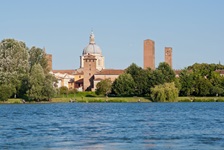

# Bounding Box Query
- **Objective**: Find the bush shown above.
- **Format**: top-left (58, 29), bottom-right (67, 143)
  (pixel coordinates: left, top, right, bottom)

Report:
top-left (0, 84), bottom-right (14, 101)
top-left (151, 82), bottom-right (179, 102)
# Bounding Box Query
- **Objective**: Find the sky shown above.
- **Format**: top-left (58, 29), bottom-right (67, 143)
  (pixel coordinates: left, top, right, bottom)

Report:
top-left (0, 0), bottom-right (224, 70)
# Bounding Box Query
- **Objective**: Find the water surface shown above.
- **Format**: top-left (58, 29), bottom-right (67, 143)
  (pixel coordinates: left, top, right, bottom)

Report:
top-left (0, 103), bottom-right (224, 149)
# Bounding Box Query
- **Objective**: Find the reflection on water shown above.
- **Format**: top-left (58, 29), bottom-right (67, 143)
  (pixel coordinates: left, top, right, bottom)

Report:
top-left (0, 103), bottom-right (224, 149)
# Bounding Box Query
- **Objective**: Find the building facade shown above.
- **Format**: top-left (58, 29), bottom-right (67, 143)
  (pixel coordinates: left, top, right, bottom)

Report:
top-left (50, 32), bottom-right (124, 91)
top-left (165, 47), bottom-right (172, 68)
top-left (144, 39), bottom-right (155, 70)
top-left (80, 32), bottom-right (105, 71)
top-left (83, 54), bottom-right (97, 91)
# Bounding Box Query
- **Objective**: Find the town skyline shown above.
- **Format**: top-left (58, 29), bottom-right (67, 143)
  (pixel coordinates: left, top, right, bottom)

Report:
top-left (0, 0), bottom-right (223, 70)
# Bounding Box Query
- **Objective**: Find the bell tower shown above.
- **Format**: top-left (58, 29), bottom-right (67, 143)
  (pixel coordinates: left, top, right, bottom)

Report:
top-left (165, 47), bottom-right (172, 68)
top-left (83, 54), bottom-right (97, 91)
top-left (144, 39), bottom-right (155, 70)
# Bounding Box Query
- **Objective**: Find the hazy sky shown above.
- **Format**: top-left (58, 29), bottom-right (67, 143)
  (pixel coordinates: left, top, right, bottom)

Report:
top-left (0, 0), bottom-right (223, 70)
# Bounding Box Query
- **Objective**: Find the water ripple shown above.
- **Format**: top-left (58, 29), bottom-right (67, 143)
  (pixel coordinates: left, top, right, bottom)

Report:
top-left (0, 103), bottom-right (224, 149)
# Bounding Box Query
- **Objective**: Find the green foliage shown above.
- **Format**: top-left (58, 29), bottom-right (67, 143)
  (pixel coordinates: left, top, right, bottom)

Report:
top-left (125, 63), bottom-right (152, 96)
top-left (180, 63), bottom-right (224, 96)
top-left (68, 88), bottom-right (78, 94)
top-left (194, 77), bottom-right (212, 96)
top-left (111, 73), bottom-right (136, 96)
top-left (59, 86), bottom-right (68, 95)
top-left (151, 82), bottom-right (179, 102)
top-left (0, 39), bottom-right (29, 97)
top-left (28, 64), bottom-right (45, 101)
top-left (155, 62), bottom-right (176, 84)
top-left (179, 69), bottom-right (195, 96)
top-left (95, 78), bottom-right (112, 96)
top-left (41, 74), bottom-right (57, 100)
top-left (0, 84), bottom-right (14, 101)
top-left (29, 47), bottom-right (49, 73)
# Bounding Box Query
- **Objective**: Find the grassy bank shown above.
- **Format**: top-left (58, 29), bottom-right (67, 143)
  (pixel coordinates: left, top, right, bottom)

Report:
top-left (2, 96), bottom-right (224, 104)
top-left (177, 97), bottom-right (224, 102)
top-left (52, 97), bottom-right (151, 103)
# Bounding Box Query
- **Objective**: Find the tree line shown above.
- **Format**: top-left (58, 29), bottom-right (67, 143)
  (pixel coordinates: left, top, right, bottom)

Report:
top-left (1, 38), bottom-right (224, 102)
top-left (0, 39), bottom-right (56, 101)
top-left (96, 63), bottom-right (224, 102)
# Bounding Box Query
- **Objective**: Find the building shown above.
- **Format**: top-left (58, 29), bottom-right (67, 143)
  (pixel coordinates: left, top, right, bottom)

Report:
top-left (50, 32), bottom-right (124, 91)
top-left (83, 54), bottom-right (98, 91)
top-left (93, 69), bottom-right (124, 90)
top-left (51, 70), bottom-right (75, 89)
top-left (144, 39), bottom-right (155, 70)
top-left (165, 47), bottom-right (172, 68)
top-left (80, 32), bottom-right (105, 71)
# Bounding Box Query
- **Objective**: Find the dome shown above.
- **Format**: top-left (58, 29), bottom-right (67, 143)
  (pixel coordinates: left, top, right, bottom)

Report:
top-left (83, 44), bottom-right (102, 55)
top-left (82, 32), bottom-right (102, 55)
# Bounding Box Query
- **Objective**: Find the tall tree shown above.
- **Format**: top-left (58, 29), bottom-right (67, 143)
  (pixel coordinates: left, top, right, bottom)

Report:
top-left (29, 47), bottom-right (49, 73)
top-left (156, 62), bottom-right (176, 84)
top-left (126, 63), bottom-right (150, 96)
top-left (179, 69), bottom-right (195, 96)
top-left (0, 39), bottom-right (29, 98)
top-left (28, 64), bottom-right (45, 101)
top-left (111, 73), bottom-right (136, 96)
top-left (95, 78), bottom-right (112, 96)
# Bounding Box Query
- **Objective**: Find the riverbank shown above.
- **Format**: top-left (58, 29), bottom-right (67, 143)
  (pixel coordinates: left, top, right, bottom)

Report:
top-left (177, 96), bottom-right (224, 102)
top-left (0, 97), bottom-right (151, 104)
top-left (1, 96), bottom-right (224, 104)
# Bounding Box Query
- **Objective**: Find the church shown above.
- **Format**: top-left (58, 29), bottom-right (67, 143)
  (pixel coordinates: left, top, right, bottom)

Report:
top-left (48, 32), bottom-right (176, 91)
top-left (50, 32), bottom-right (124, 91)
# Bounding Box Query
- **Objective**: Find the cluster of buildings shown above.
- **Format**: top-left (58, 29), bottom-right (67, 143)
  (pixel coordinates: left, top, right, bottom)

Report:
top-left (46, 32), bottom-right (173, 91)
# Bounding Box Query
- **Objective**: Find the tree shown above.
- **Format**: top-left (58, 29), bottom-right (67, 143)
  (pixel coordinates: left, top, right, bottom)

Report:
top-left (156, 62), bottom-right (176, 83)
top-left (125, 63), bottom-right (150, 96)
top-left (179, 69), bottom-right (195, 96)
top-left (41, 74), bottom-right (57, 100)
top-left (59, 86), bottom-right (68, 96)
top-left (151, 82), bottom-right (178, 102)
top-left (95, 79), bottom-right (112, 96)
top-left (111, 73), bottom-right (136, 96)
top-left (0, 84), bottom-right (14, 101)
top-left (29, 47), bottom-right (49, 73)
top-left (0, 39), bottom-right (29, 98)
top-left (28, 47), bottom-right (56, 101)
top-left (194, 77), bottom-right (212, 96)
top-left (28, 64), bottom-right (45, 101)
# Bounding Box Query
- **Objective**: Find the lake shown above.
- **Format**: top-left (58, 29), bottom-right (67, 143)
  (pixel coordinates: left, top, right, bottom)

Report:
top-left (0, 102), bottom-right (224, 150)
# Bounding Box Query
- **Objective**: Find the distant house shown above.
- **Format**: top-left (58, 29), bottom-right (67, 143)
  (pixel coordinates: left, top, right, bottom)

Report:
top-left (93, 69), bottom-right (124, 90)
top-left (215, 70), bottom-right (224, 76)
top-left (51, 70), bottom-right (75, 89)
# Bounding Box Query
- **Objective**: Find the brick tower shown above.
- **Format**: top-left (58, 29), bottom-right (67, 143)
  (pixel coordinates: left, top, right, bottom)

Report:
top-left (144, 39), bottom-right (155, 70)
top-left (83, 54), bottom-right (97, 91)
top-left (46, 54), bottom-right (52, 71)
top-left (165, 47), bottom-right (172, 68)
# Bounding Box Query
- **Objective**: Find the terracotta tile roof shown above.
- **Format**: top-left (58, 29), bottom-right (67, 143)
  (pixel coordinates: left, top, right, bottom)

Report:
top-left (174, 70), bottom-right (182, 75)
top-left (74, 71), bottom-right (84, 75)
top-left (95, 69), bottom-right (124, 75)
top-left (52, 70), bottom-right (76, 74)
top-left (215, 70), bottom-right (224, 74)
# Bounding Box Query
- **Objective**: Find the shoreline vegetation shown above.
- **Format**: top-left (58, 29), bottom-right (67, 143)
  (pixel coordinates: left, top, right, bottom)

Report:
top-left (1, 96), bottom-right (224, 104)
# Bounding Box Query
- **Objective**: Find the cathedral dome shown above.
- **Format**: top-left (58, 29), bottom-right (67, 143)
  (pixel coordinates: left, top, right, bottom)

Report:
top-left (83, 32), bottom-right (102, 55)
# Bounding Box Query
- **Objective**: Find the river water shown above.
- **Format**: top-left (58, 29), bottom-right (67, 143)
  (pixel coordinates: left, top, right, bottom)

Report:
top-left (0, 102), bottom-right (224, 150)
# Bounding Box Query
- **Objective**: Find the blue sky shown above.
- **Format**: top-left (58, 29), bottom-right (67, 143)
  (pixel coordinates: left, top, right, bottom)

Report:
top-left (0, 0), bottom-right (223, 70)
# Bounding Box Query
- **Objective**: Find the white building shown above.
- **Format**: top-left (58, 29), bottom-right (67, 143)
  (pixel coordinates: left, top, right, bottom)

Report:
top-left (80, 32), bottom-right (105, 71)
